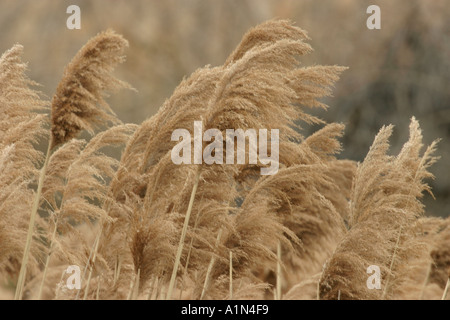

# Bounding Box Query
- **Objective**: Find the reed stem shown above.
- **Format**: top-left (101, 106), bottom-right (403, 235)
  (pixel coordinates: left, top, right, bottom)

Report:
top-left (15, 141), bottom-right (52, 300)
top-left (167, 168), bottom-right (201, 300)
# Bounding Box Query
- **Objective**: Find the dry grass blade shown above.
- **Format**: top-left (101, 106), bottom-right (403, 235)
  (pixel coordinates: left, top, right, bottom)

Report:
top-left (229, 251), bottom-right (233, 300)
top-left (200, 229), bottom-right (223, 300)
top-left (276, 241), bottom-right (282, 300)
top-left (442, 277), bottom-right (450, 300)
top-left (15, 142), bottom-right (51, 300)
top-left (167, 169), bottom-right (201, 299)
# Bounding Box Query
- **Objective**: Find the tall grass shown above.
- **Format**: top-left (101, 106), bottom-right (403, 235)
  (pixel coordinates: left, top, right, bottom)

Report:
top-left (0, 19), bottom-right (448, 300)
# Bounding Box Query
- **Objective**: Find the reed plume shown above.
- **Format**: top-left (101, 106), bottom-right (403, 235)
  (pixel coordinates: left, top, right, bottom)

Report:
top-left (91, 19), bottom-right (350, 300)
top-left (0, 45), bottom-right (48, 297)
top-left (319, 118), bottom-right (439, 300)
top-left (394, 216), bottom-right (450, 300)
top-left (4, 29), bottom-right (134, 299)
top-left (50, 29), bottom-right (131, 150)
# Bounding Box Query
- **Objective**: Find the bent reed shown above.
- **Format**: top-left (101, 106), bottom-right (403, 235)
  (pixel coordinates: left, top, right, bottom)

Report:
top-left (0, 20), bottom-right (448, 300)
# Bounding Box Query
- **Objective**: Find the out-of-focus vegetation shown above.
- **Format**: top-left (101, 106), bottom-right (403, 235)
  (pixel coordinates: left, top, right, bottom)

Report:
top-left (0, 0), bottom-right (448, 217)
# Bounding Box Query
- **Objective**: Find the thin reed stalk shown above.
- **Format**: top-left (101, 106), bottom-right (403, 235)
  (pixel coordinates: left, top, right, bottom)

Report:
top-left (130, 269), bottom-right (140, 300)
top-left (37, 217), bottom-right (58, 300)
top-left (113, 256), bottom-right (122, 286)
top-left (200, 229), bottom-right (223, 300)
top-left (382, 226), bottom-right (403, 299)
top-left (276, 241), bottom-right (282, 300)
top-left (443, 278), bottom-right (450, 300)
top-left (96, 275), bottom-right (101, 300)
top-left (15, 142), bottom-right (52, 300)
top-left (229, 251), bottom-right (233, 300)
top-left (419, 262), bottom-right (432, 300)
top-left (126, 277), bottom-right (134, 300)
top-left (167, 168), bottom-right (201, 300)
top-left (178, 199), bottom-right (203, 299)
top-left (82, 228), bottom-right (101, 300)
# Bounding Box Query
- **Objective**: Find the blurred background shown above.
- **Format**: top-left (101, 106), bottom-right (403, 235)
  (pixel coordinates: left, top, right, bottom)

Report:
top-left (0, 0), bottom-right (448, 217)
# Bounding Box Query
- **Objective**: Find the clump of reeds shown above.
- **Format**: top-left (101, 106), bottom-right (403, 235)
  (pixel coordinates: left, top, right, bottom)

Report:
top-left (318, 118), bottom-right (440, 300)
top-left (0, 19), bottom-right (447, 301)
top-left (0, 30), bottom-right (134, 300)
top-left (0, 45), bottom-right (47, 290)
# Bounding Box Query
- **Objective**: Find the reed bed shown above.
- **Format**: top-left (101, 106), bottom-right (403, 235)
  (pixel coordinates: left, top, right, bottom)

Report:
top-left (0, 20), bottom-right (448, 300)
